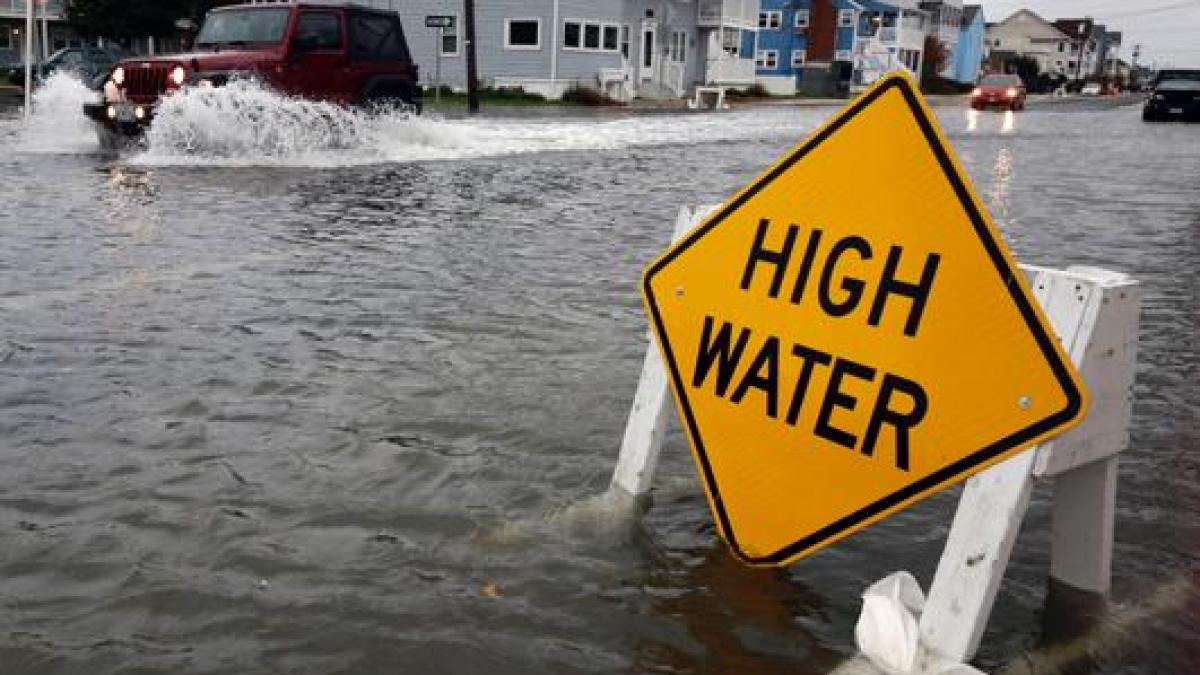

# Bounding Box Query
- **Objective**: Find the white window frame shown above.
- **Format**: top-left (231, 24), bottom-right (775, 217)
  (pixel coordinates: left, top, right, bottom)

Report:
top-left (791, 49), bottom-right (806, 67)
top-left (755, 49), bottom-right (778, 69)
top-left (602, 24), bottom-right (620, 53)
top-left (563, 19), bottom-right (620, 53)
top-left (440, 12), bottom-right (461, 57)
top-left (838, 9), bottom-right (856, 28)
top-left (721, 28), bottom-right (740, 56)
top-left (795, 10), bottom-right (810, 28)
top-left (504, 18), bottom-right (542, 51)
top-left (758, 11), bottom-right (782, 29)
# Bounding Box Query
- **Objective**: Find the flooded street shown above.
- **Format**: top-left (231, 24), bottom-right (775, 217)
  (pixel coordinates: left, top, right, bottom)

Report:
top-left (0, 81), bottom-right (1197, 674)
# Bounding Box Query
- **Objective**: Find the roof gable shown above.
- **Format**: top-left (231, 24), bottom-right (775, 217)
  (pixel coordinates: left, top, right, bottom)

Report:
top-left (993, 9), bottom-right (1070, 41)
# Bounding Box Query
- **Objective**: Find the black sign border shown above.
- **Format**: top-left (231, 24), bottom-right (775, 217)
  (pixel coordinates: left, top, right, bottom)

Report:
top-left (642, 74), bottom-right (1083, 566)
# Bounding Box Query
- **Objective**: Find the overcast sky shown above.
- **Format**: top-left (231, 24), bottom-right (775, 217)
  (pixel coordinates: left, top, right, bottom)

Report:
top-left (976, 0), bottom-right (1200, 68)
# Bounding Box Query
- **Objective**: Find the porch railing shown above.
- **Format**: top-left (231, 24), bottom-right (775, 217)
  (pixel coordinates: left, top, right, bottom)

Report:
top-left (705, 55), bottom-right (755, 85)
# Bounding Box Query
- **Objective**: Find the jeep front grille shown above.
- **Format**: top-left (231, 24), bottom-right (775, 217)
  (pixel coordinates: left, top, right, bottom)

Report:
top-left (124, 64), bottom-right (172, 101)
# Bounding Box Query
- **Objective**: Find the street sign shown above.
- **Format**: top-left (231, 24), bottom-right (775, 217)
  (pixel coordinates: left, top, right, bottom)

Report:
top-left (641, 72), bottom-right (1088, 568)
top-left (425, 15), bottom-right (455, 29)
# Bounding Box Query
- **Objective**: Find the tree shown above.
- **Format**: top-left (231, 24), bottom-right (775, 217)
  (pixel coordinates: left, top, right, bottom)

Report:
top-left (920, 35), bottom-right (949, 86)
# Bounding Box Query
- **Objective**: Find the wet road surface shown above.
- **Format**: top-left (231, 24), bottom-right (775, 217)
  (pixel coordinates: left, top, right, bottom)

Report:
top-left (0, 80), bottom-right (1197, 674)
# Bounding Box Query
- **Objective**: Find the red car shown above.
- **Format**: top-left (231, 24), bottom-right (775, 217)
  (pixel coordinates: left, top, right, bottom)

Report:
top-left (83, 2), bottom-right (421, 144)
top-left (971, 74), bottom-right (1026, 111)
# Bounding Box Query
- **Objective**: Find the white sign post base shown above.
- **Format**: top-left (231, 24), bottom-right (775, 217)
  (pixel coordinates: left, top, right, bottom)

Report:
top-left (609, 206), bottom-right (1142, 673)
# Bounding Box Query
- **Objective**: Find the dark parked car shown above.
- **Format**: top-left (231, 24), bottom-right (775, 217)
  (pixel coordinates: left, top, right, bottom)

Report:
top-left (83, 2), bottom-right (421, 145)
top-left (6, 47), bottom-right (121, 89)
top-left (971, 73), bottom-right (1026, 111)
top-left (1143, 71), bottom-right (1200, 122)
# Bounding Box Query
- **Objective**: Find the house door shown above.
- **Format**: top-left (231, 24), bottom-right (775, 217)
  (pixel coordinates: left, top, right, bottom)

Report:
top-left (640, 21), bottom-right (658, 81)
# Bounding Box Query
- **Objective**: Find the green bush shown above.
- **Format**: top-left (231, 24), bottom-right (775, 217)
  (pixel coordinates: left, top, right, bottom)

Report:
top-left (727, 83), bottom-right (771, 99)
top-left (560, 85), bottom-right (615, 106)
top-left (483, 86), bottom-right (546, 102)
top-left (921, 76), bottom-right (975, 95)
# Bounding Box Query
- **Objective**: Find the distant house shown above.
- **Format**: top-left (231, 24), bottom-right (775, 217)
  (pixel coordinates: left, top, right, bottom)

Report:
top-left (918, 0), bottom-right (962, 79)
top-left (357, 0), bottom-right (759, 101)
top-left (1050, 18), bottom-right (1097, 81)
top-left (754, 0), bottom-right (927, 97)
top-left (0, 0), bottom-right (75, 66)
top-left (984, 9), bottom-right (1071, 77)
top-left (952, 4), bottom-right (984, 84)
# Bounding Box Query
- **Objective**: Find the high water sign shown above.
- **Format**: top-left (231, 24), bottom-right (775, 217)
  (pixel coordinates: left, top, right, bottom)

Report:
top-left (641, 72), bottom-right (1088, 567)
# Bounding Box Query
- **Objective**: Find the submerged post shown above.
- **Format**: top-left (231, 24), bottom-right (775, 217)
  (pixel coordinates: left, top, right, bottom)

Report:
top-left (463, 0), bottom-right (479, 114)
top-left (24, 0), bottom-right (33, 119)
top-left (919, 266), bottom-right (1141, 663)
top-left (609, 205), bottom-right (715, 501)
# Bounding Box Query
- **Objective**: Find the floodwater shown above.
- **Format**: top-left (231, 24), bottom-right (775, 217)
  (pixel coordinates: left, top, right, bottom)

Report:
top-left (0, 76), bottom-right (1196, 674)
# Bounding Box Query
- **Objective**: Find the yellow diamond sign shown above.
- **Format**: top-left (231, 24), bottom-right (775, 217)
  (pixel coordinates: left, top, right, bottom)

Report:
top-left (642, 73), bottom-right (1087, 567)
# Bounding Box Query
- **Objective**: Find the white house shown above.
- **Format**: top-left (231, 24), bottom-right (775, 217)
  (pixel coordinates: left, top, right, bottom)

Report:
top-left (984, 9), bottom-right (1072, 77)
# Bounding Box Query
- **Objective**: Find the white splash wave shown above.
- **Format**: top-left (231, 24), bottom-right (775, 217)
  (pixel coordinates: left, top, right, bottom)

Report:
top-left (133, 79), bottom-right (827, 168)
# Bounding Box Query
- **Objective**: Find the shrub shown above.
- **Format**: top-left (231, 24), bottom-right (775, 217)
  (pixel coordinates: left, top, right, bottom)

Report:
top-left (727, 83), bottom-right (771, 99)
top-left (560, 85), bottom-right (614, 106)
top-left (920, 76), bottom-right (975, 95)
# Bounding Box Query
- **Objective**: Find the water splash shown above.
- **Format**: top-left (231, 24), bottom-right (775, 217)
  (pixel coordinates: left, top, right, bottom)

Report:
top-left (134, 79), bottom-right (825, 168)
top-left (17, 71), bottom-right (99, 154)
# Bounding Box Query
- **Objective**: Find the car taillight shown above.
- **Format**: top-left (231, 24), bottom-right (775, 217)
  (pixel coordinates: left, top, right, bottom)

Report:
top-left (1005, 88), bottom-right (1018, 97)
top-left (971, 87), bottom-right (981, 97)
top-left (111, 66), bottom-right (125, 86)
top-left (169, 65), bottom-right (186, 87)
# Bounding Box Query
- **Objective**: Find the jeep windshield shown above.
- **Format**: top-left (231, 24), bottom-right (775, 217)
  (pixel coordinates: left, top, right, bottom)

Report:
top-left (197, 8), bottom-right (290, 47)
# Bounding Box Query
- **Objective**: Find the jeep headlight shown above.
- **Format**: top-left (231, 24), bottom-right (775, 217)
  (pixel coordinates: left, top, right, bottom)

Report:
top-left (170, 65), bottom-right (186, 86)
top-left (111, 66), bottom-right (125, 86)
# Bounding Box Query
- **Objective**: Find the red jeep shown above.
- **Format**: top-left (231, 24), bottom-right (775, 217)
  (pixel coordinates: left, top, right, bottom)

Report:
top-left (83, 2), bottom-right (420, 143)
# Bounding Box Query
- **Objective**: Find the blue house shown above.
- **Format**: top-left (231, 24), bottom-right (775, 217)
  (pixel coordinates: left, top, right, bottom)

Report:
top-left (754, 0), bottom-right (862, 96)
top-left (952, 4), bottom-right (985, 84)
top-left (755, 1), bottom-right (927, 97)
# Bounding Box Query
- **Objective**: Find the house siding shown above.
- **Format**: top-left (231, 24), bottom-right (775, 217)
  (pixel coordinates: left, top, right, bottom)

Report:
top-left (952, 10), bottom-right (984, 83)
top-left (357, 0), bottom-right (712, 98)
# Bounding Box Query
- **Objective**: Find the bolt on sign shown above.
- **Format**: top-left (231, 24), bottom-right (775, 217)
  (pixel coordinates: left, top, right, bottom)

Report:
top-left (641, 72), bottom-right (1087, 567)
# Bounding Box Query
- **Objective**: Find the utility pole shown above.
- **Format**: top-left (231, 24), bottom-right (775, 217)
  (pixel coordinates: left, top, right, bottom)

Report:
top-left (464, 0), bottom-right (479, 113)
top-left (23, 0), bottom-right (33, 119)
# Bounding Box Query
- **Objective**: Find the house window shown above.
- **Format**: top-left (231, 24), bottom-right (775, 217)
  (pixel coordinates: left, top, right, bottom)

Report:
top-left (603, 24), bottom-right (619, 52)
top-left (758, 11), bottom-right (781, 29)
top-left (668, 31), bottom-right (687, 63)
top-left (721, 28), bottom-right (739, 56)
top-left (441, 14), bottom-right (459, 56)
top-left (564, 20), bottom-right (619, 52)
top-left (584, 23), bottom-right (600, 50)
top-left (0, 30), bottom-right (11, 50)
top-left (838, 9), bottom-right (855, 27)
top-left (504, 19), bottom-right (540, 50)
top-left (755, 49), bottom-right (778, 69)
top-left (795, 10), bottom-right (809, 28)
top-left (564, 21), bottom-right (581, 49)
top-left (792, 49), bottom-right (806, 67)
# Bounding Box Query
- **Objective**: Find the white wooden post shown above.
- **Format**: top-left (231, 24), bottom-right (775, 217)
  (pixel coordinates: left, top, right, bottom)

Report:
top-left (609, 205), bottom-right (716, 500)
top-left (919, 267), bottom-right (1141, 663)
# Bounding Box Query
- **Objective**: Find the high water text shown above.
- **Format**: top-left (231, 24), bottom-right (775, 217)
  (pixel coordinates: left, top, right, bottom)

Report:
top-left (691, 218), bottom-right (941, 472)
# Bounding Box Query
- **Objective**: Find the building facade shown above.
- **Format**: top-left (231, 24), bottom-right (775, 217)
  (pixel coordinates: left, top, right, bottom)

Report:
top-left (754, 0), bottom-right (926, 97)
top-left (353, 0), bottom-right (758, 101)
top-left (918, 0), bottom-right (960, 79)
top-left (0, 0), bottom-right (74, 66)
top-left (984, 9), bottom-right (1071, 77)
